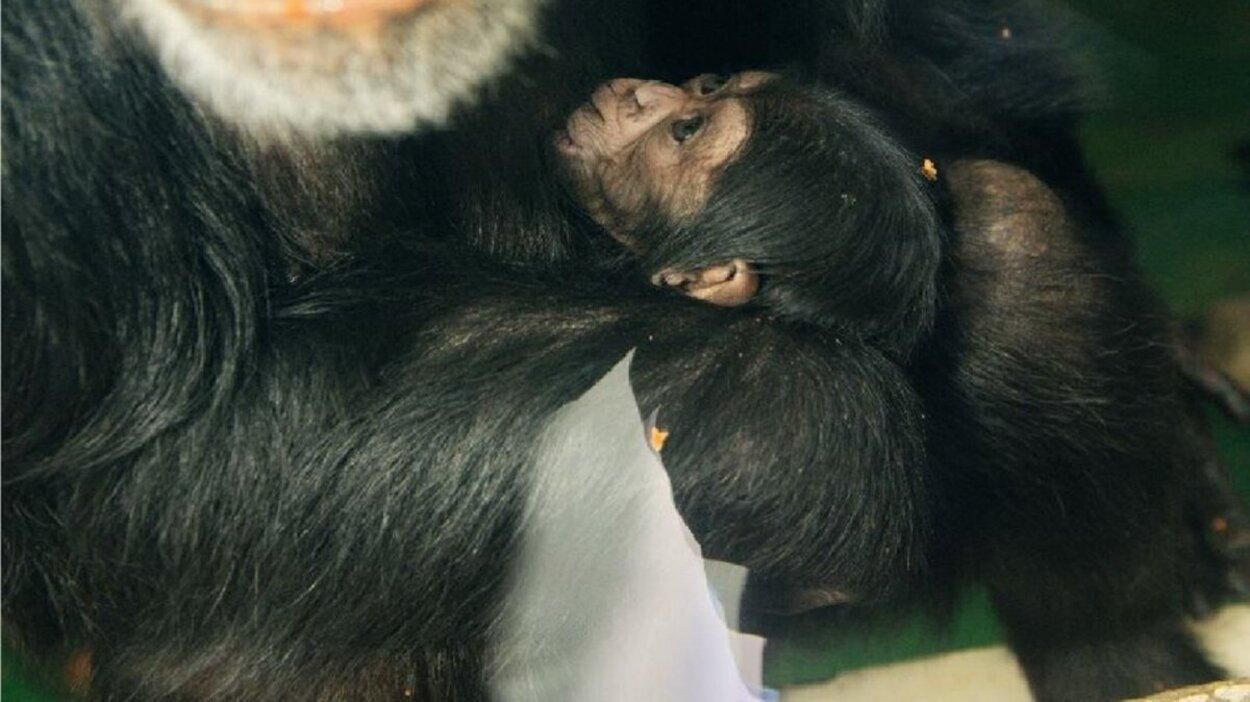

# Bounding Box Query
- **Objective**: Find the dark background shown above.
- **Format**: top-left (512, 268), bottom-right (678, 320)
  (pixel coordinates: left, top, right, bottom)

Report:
top-left (4, 1), bottom-right (1248, 697)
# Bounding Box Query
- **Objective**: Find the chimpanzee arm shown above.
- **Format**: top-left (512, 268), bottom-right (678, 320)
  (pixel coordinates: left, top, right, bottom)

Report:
top-left (386, 272), bottom-right (932, 605)
top-left (362, 274), bottom-right (933, 616)
top-left (756, 0), bottom-right (1113, 217)
top-left (931, 159), bottom-right (1225, 701)
top-left (13, 271), bottom-right (925, 699)
top-left (630, 308), bottom-right (930, 604)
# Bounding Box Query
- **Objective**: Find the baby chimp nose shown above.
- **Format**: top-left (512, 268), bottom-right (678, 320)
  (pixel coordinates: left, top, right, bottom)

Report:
top-left (595, 79), bottom-right (643, 115)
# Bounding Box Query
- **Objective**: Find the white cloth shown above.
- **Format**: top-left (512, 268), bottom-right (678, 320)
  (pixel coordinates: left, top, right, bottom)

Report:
top-left (491, 353), bottom-right (773, 702)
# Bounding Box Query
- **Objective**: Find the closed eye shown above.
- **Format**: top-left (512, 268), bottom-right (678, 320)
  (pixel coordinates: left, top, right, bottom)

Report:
top-left (670, 115), bottom-right (705, 144)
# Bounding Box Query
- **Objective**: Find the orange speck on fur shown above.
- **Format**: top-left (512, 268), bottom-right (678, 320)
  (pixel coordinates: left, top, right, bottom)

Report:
top-left (920, 158), bottom-right (939, 182)
top-left (649, 426), bottom-right (670, 452)
top-left (65, 649), bottom-right (93, 693)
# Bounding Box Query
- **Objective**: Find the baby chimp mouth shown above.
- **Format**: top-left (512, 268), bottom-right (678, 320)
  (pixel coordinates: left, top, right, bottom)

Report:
top-left (556, 104), bottom-right (599, 157)
top-left (553, 128), bottom-right (578, 155)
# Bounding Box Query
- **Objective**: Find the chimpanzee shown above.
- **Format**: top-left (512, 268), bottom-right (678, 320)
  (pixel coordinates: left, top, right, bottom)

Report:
top-left (3, 1), bottom-right (1244, 702)
top-left (0, 1), bottom-right (920, 698)
top-left (552, 71), bottom-right (1250, 699)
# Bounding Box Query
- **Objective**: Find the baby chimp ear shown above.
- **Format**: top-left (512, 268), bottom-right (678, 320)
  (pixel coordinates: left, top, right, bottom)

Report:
top-left (650, 259), bottom-right (759, 307)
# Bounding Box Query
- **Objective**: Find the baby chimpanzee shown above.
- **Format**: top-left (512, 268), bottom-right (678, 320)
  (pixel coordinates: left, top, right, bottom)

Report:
top-left (555, 71), bottom-right (940, 358)
top-left (555, 73), bottom-right (1249, 701)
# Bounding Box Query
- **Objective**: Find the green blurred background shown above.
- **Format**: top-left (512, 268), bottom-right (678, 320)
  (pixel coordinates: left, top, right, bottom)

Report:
top-left (4, 1), bottom-right (1247, 698)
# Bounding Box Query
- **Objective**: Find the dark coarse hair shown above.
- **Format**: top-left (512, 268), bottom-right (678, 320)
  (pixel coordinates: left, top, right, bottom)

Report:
top-left (633, 77), bottom-right (945, 357)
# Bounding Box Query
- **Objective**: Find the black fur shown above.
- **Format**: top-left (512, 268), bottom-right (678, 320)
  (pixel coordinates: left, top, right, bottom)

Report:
top-left (628, 79), bottom-right (944, 358)
top-left (2, 1), bottom-right (1242, 701)
top-left (609, 72), bottom-right (1242, 699)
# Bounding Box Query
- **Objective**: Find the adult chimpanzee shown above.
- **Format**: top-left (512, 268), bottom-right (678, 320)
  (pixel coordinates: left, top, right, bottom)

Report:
top-left (552, 70), bottom-right (1250, 699)
top-left (0, 1), bottom-right (919, 698)
top-left (3, 2), bottom-right (1244, 702)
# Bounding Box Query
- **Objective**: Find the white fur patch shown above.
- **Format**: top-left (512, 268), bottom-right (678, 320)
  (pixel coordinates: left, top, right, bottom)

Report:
top-left (122, 0), bottom-right (547, 137)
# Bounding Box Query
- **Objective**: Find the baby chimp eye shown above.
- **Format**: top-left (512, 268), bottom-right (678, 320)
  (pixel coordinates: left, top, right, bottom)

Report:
top-left (696, 74), bottom-right (729, 95)
top-left (670, 115), bottom-right (705, 143)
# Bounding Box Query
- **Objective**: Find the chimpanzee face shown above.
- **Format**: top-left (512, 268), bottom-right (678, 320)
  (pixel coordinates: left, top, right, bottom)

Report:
top-left (118, 0), bottom-right (546, 136)
top-left (554, 72), bottom-right (774, 237)
top-left (558, 72), bottom-right (942, 330)
top-left (555, 72), bottom-right (774, 305)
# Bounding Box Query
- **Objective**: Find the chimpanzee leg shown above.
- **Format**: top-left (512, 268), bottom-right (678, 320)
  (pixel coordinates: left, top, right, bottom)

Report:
top-left (983, 520), bottom-right (1223, 701)
top-left (998, 615), bottom-right (1219, 701)
top-left (938, 160), bottom-right (1227, 700)
top-left (631, 306), bottom-right (931, 604)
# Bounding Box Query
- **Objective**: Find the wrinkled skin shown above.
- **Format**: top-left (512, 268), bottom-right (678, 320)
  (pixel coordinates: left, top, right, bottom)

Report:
top-left (555, 73), bottom-right (762, 232)
top-left (555, 71), bottom-right (773, 305)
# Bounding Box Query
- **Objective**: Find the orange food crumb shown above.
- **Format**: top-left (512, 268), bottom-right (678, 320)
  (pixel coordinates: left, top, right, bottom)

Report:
top-left (1212, 516), bottom-right (1229, 533)
top-left (920, 158), bottom-right (939, 182)
top-left (65, 649), bottom-right (93, 693)
top-left (649, 426), bottom-right (670, 452)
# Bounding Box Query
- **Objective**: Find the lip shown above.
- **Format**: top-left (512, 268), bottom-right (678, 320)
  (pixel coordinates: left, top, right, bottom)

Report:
top-left (177, 0), bottom-right (432, 27)
top-left (553, 128), bottom-right (579, 156)
top-left (557, 104), bottom-right (598, 156)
